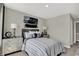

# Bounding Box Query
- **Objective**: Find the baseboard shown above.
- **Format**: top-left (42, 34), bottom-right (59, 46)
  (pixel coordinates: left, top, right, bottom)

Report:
top-left (64, 45), bottom-right (71, 48)
top-left (77, 40), bottom-right (79, 41)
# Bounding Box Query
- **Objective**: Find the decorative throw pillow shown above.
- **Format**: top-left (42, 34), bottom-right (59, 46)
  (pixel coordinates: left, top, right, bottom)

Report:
top-left (24, 31), bottom-right (41, 39)
top-left (35, 31), bottom-right (41, 38)
top-left (24, 32), bottom-right (28, 39)
top-left (29, 31), bottom-right (36, 38)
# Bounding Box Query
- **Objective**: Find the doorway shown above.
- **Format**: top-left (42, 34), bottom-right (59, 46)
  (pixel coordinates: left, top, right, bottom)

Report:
top-left (74, 21), bottom-right (79, 43)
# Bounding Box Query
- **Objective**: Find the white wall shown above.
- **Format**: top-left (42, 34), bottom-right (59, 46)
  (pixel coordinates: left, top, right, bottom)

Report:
top-left (4, 7), bottom-right (45, 37)
top-left (70, 15), bottom-right (74, 44)
top-left (46, 14), bottom-right (74, 48)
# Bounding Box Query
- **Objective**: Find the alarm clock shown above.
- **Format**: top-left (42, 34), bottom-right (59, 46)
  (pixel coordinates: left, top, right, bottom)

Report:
top-left (5, 32), bottom-right (12, 38)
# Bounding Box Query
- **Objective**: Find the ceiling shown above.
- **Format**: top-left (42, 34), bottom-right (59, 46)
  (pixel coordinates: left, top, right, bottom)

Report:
top-left (4, 3), bottom-right (79, 19)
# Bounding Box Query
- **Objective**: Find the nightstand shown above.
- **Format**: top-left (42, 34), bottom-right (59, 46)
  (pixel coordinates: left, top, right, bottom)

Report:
top-left (43, 34), bottom-right (49, 38)
top-left (2, 37), bottom-right (23, 56)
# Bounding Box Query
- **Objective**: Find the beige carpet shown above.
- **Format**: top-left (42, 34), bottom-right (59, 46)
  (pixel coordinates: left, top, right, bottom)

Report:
top-left (61, 41), bottom-right (79, 56)
top-left (6, 41), bottom-right (79, 56)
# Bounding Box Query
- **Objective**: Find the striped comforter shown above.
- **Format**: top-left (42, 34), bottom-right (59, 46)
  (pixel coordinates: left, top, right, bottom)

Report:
top-left (22, 38), bottom-right (65, 56)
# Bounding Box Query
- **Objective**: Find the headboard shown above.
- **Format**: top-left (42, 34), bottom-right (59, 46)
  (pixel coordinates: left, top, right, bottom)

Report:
top-left (22, 29), bottom-right (39, 42)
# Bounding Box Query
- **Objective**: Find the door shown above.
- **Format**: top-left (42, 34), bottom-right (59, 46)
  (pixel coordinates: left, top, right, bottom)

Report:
top-left (76, 22), bottom-right (79, 41)
top-left (74, 21), bottom-right (79, 43)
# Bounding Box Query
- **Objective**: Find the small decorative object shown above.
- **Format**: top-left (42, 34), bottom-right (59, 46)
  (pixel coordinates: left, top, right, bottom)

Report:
top-left (11, 23), bottom-right (17, 38)
top-left (5, 32), bottom-right (12, 38)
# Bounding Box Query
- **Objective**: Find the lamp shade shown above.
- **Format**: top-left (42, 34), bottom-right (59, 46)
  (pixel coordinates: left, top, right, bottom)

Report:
top-left (11, 23), bottom-right (17, 29)
top-left (43, 26), bottom-right (47, 30)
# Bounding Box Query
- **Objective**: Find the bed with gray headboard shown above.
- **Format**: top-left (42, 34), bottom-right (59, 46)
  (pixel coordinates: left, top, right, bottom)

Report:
top-left (22, 28), bottom-right (65, 56)
top-left (22, 29), bottom-right (39, 42)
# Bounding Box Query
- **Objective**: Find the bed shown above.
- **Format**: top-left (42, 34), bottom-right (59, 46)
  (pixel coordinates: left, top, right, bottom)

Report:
top-left (22, 29), bottom-right (65, 56)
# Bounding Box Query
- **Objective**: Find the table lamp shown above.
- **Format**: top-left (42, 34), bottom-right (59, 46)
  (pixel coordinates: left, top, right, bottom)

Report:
top-left (43, 26), bottom-right (47, 35)
top-left (11, 23), bottom-right (17, 38)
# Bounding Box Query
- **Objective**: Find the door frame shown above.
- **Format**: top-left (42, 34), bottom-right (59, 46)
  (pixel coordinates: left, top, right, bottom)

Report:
top-left (74, 21), bottom-right (79, 43)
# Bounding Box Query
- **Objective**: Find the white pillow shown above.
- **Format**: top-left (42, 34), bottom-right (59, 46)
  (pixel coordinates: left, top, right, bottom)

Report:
top-left (24, 32), bottom-right (28, 39)
top-left (29, 31), bottom-right (34, 38)
top-left (24, 32), bottom-right (32, 39)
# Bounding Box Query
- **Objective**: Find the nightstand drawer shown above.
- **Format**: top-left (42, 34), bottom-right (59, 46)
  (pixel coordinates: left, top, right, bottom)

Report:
top-left (3, 38), bottom-right (23, 55)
